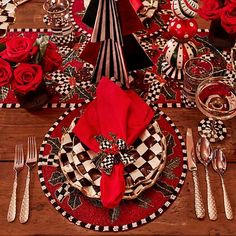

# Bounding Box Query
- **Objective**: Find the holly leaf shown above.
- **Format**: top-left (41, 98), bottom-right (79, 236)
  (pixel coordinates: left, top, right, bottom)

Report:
top-left (49, 171), bottom-right (66, 185)
top-left (47, 136), bottom-right (61, 155)
top-left (109, 207), bottom-right (120, 223)
top-left (64, 65), bottom-right (77, 77)
top-left (0, 86), bottom-right (9, 100)
top-left (166, 134), bottom-right (176, 156)
top-left (157, 55), bottom-right (164, 75)
top-left (161, 85), bottom-right (176, 100)
top-left (75, 86), bottom-right (93, 100)
top-left (162, 157), bottom-right (181, 179)
top-left (154, 181), bottom-right (175, 197)
top-left (0, 43), bottom-right (6, 52)
top-left (68, 189), bottom-right (82, 210)
top-left (88, 198), bottom-right (103, 208)
top-left (152, 12), bottom-right (165, 28)
top-left (136, 195), bottom-right (154, 209)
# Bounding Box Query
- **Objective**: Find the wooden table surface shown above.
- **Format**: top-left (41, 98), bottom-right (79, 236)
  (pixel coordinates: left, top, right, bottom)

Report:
top-left (0, 1), bottom-right (235, 235)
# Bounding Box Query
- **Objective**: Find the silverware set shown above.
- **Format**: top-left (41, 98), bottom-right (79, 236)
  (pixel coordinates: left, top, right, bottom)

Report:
top-left (186, 128), bottom-right (233, 221)
top-left (7, 136), bottom-right (37, 223)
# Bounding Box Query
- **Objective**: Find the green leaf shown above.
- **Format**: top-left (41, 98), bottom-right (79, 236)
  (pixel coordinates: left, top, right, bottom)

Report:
top-left (109, 207), bottom-right (120, 223)
top-left (64, 65), bottom-right (77, 77)
top-left (166, 134), bottom-right (176, 156)
top-left (162, 157), bottom-right (181, 180)
top-left (136, 195), bottom-right (154, 209)
top-left (161, 85), bottom-right (176, 100)
top-left (49, 171), bottom-right (66, 185)
top-left (0, 86), bottom-right (9, 100)
top-left (75, 86), bottom-right (93, 100)
top-left (154, 181), bottom-right (175, 197)
top-left (47, 136), bottom-right (61, 155)
top-left (68, 189), bottom-right (82, 209)
top-left (34, 35), bottom-right (50, 64)
top-left (88, 198), bottom-right (103, 208)
top-left (0, 43), bottom-right (6, 52)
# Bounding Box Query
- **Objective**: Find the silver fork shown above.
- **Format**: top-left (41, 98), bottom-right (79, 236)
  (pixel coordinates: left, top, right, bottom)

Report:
top-left (7, 144), bottom-right (24, 222)
top-left (19, 136), bottom-right (37, 224)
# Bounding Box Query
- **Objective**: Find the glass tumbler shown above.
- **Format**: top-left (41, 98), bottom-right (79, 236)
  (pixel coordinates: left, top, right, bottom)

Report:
top-left (183, 58), bottom-right (214, 103)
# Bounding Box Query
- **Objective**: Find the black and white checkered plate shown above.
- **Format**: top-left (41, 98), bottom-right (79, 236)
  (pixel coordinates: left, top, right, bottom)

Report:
top-left (59, 116), bottom-right (167, 200)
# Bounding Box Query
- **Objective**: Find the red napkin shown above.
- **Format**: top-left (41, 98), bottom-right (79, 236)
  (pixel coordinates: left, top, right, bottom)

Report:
top-left (129, 0), bottom-right (143, 12)
top-left (73, 77), bottom-right (154, 208)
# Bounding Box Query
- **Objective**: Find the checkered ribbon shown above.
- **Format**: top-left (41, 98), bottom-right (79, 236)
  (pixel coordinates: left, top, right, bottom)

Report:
top-left (95, 136), bottom-right (135, 175)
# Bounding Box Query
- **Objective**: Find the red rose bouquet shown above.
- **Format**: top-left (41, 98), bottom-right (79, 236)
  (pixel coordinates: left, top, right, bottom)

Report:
top-left (199, 0), bottom-right (236, 34)
top-left (0, 35), bottom-right (62, 109)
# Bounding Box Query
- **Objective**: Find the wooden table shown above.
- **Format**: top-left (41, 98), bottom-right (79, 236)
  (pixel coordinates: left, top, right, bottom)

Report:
top-left (0, 1), bottom-right (235, 235)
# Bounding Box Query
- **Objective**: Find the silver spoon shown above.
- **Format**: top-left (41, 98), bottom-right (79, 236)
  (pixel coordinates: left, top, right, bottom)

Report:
top-left (196, 136), bottom-right (217, 220)
top-left (212, 149), bottom-right (233, 220)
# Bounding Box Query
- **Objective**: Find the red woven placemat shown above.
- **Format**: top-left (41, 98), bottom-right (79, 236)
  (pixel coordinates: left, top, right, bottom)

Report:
top-left (38, 106), bottom-right (187, 232)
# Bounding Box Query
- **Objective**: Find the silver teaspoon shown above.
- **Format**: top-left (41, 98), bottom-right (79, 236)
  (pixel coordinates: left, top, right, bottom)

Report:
top-left (212, 149), bottom-right (233, 220)
top-left (196, 136), bottom-right (217, 220)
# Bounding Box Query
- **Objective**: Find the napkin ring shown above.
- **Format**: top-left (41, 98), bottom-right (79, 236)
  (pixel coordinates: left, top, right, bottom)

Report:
top-left (92, 134), bottom-right (135, 175)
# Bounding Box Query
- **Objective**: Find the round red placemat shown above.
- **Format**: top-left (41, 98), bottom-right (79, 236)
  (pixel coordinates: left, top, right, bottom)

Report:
top-left (38, 104), bottom-right (187, 232)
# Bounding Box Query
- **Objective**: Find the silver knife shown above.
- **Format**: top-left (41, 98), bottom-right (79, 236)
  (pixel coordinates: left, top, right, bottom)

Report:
top-left (186, 128), bottom-right (205, 219)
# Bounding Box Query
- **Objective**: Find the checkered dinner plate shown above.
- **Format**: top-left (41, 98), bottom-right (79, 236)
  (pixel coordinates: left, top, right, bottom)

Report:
top-left (59, 116), bottom-right (167, 200)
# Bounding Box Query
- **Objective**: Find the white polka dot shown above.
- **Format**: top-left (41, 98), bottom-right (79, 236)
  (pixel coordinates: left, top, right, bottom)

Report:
top-left (189, 22), bottom-right (194, 27)
top-left (177, 24), bottom-right (181, 29)
top-left (184, 34), bottom-right (189, 38)
top-left (171, 22), bottom-right (175, 27)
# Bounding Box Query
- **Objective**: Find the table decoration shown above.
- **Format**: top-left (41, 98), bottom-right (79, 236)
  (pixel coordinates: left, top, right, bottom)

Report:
top-left (183, 58), bottom-right (214, 104)
top-left (198, 0), bottom-right (236, 50)
top-left (43, 0), bottom-right (75, 46)
top-left (1, 0), bottom-right (236, 109)
top-left (0, 34), bottom-right (63, 110)
top-left (186, 128), bottom-right (205, 219)
top-left (79, 0), bottom-right (153, 87)
top-left (68, 78), bottom-right (156, 208)
top-left (161, 0), bottom-right (199, 81)
top-left (0, 1), bottom-right (16, 38)
top-left (38, 104), bottom-right (187, 232)
top-left (212, 149), bottom-right (233, 220)
top-left (195, 76), bottom-right (236, 142)
top-left (196, 136), bottom-right (217, 220)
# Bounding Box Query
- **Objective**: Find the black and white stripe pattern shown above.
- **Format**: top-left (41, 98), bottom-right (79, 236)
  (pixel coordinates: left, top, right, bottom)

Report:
top-left (8, 28), bottom-right (50, 33)
top-left (69, 0), bottom-right (79, 30)
top-left (91, 0), bottom-right (123, 45)
top-left (172, 0), bottom-right (198, 20)
top-left (91, 39), bottom-right (128, 86)
top-left (162, 61), bottom-right (184, 80)
top-left (38, 106), bottom-right (187, 232)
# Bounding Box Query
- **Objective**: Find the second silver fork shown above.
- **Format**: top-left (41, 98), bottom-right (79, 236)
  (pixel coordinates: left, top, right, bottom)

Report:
top-left (19, 136), bottom-right (37, 224)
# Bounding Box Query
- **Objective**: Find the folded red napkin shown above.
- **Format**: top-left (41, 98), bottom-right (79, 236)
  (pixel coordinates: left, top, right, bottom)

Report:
top-left (129, 0), bottom-right (143, 12)
top-left (73, 77), bottom-right (154, 208)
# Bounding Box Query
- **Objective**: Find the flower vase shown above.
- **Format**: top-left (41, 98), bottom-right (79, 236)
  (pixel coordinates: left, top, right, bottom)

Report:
top-left (15, 81), bottom-right (50, 111)
top-left (208, 18), bottom-right (235, 50)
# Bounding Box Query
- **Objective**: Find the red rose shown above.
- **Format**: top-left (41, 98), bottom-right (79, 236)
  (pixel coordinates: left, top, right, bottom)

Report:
top-left (198, 0), bottom-right (223, 20)
top-left (221, 4), bottom-right (236, 33)
top-left (41, 42), bottom-right (62, 73)
top-left (0, 37), bottom-right (38, 63)
top-left (0, 58), bottom-right (12, 86)
top-left (12, 64), bottom-right (43, 94)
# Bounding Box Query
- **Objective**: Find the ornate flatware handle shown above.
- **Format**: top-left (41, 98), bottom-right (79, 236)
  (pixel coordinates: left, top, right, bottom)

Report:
top-left (205, 167), bottom-right (217, 220)
top-left (19, 169), bottom-right (30, 223)
top-left (7, 174), bottom-right (17, 222)
top-left (192, 170), bottom-right (205, 219)
top-left (221, 177), bottom-right (233, 220)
